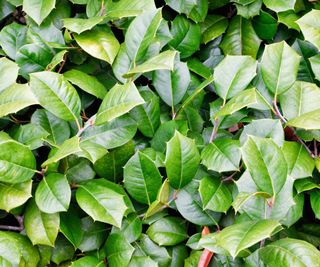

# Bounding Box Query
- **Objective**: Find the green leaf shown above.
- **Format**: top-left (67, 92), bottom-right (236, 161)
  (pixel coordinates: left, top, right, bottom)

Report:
top-left (64, 69), bottom-right (107, 99)
top-left (0, 180), bottom-right (32, 212)
top-left (165, 0), bottom-right (197, 17)
top-left (42, 136), bottom-right (81, 166)
top-left (199, 220), bottom-right (282, 258)
top-left (261, 41), bottom-right (301, 96)
top-left (0, 58), bottom-right (18, 92)
top-left (112, 213), bottom-right (142, 243)
top-left (241, 136), bottom-right (287, 196)
top-left (22, 0), bottom-right (56, 25)
top-left (124, 50), bottom-right (177, 77)
top-left (95, 82), bottom-right (144, 125)
top-left (105, 233), bottom-right (135, 267)
top-left (125, 8), bottom-right (162, 62)
top-left (0, 83), bottom-right (38, 118)
top-left (24, 200), bottom-right (60, 246)
top-left (309, 54), bottom-right (320, 81)
top-left (76, 178), bottom-right (129, 227)
top-left (214, 55), bottom-right (257, 103)
top-left (297, 10), bottom-right (320, 50)
top-left (295, 178), bottom-right (320, 193)
top-left (286, 109), bottom-right (320, 130)
top-left (278, 10), bottom-right (300, 31)
top-left (0, 231), bottom-right (21, 266)
top-left (199, 176), bottom-right (232, 213)
top-left (310, 190), bottom-right (320, 220)
top-left (252, 10), bottom-right (277, 40)
top-left (235, 0), bottom-right (262, 19)
top-left (124, 151), bottom-right (162, 205)
top-left (165, 131), bottom-right (200, 189)
top-left (60, 209), bottom-right (84, 248)
top-left (129, 256), bottom-right (158, 267)
top-left (200, 15), bottom-right (228, 44)
top-left (74, 26), bottom-right (120, 64)
top-left (35, 173), bottom-right (71, 213)
top-left (259, 238), bottom-right (320, 267)
top-left (0, 132), bottom-right (36, 183)
top-left (30, 71), bottom-right (81, 122)
top-left (146, 216), bottom-right (188, 246)
top-left (71, 256), bottom-right (104, 267)
top-left (153, 58), bottom-right (190, 107)
top-left (46, 50), bottom-right (67, 71)
top-left (220, 16), bottom-right (261, 58)
top-left (201, 139), bottom-right (241, 172)
top-left (168, 15), bottom-right (201, 58)
top-left (263, 0), bottom-right (296, 12)
top-left (63, 16), bottom-right (104, 34)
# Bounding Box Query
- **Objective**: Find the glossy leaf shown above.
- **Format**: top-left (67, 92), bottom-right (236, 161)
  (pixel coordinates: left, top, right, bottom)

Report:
top-left (63, 16), bottom-right (104, 34)
top-left (0, 57), bottom-right (18, 92)
top-left (297, 10), bottom-right (320, 50)
top-left (23, 0), bottom-right (56, 25)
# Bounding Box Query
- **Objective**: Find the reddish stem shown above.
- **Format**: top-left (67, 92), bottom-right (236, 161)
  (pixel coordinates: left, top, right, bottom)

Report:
top-left (198, 226), bottom-right (214, 267)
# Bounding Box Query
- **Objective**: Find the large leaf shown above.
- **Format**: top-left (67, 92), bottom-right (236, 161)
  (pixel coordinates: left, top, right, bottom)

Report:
top-left (213, 55), bottom-right (257, 103)
top-left (74, 26), bottom-right (120, 64)
top-left (0, 57), bottom-right (18, 92)
top-left (63, 16), bottom-right (104, 34)
top-left (76, 178), bottom-right (129, 227)
top-left (241, 136), bottom-right (287, 196)
top-left (124, 151), bottom-right (162, 205)
top-left (261, 41), bottom-right (300, 96)
top-left (263, 0), bottom-right (296, 12)
top-left (165, 131), bottom-right (200, 189)
top-left (286, 109), bottom-right (320, 130)
top-left (23, 0), bottom-right (56, 25)
top-left (200, 15), bottom-right (228, 44)
top-left (95, 82), bottom-right (144, 125)
top-left (199, 220), bottom-right (282, 258)
top-left (30, 71), bottom-right (81, 122)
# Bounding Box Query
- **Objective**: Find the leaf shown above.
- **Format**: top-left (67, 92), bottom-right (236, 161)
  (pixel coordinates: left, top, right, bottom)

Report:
top-left (201, 139), bottom-right (241, 172)
top-left (30, 71), bottom-right (81, 122)
top-left (0, 132), bottom-right (36, 183)
top-left (76, 178), bottom-right (129, 227)
top-left (297, 10), bottom-right (320, 50)
top-left (124, 151), bottom-right (162, 205)
top-left (0, 58), bottom-right (18, 92)
top-left (42, 136), bottom-right (81, 166)
top-left (263, 0), bottom-right (296, 12)
top-left (124, 50), bottom-right (177, 77)
top-left (200, 15), bottom-right (228, 44)
top-left (74, 26), bottom-right (120, 64)
top-left (278, 10), bottom-right (300, 31)
top-left (46, 50), bottom-right (67, 71)
top-left (241, 136), bottom-right (287, 196)
top-left (129, 256), bottom-right (158, 267)
top-left (0, 231), bottom-right (21, 266)
top-left (24, 200), bottom-right (60, 246)
top-left (60, 209), bottom-right (84, 248)
top-left (235, 0), bottom-right (262, 19)
top-left (23, 0), bottom-right (56, 25)
top-left (252, 10), bottom-right (277, 40)
top-left (220, 16), bottom-right (261, 58)
top-left (95, 82), bottom-right (144, 125)
top-left (71, 256), bottom-right (104, 267)
top-left (260, 41), bottom-right (301, 96)
top-left (213, 55), bottom-right (257, 103)
top-left (64, 69), bottom-right (107, 99)
top-left (165, 131), bottom-right (200, 189)
top-left (0, 180), bottom-right (32, 212)
top-left (199, 220), bottom-right (282, 258)
top-left (63, 16), bottom-right (104, 34)
top-left (146, 216), bottom-right (188, 246)
top-left (165, 0), bottom-right (197, 17)
top-left (0, 83), bottom-right (38, 118)
top-left (125, 8), bottom-right (162, 62)
top-left (309, 54), bottom-right (320, 81)
top-left (112, 213), bottom-right (142, 243)
top-left (168, 15), bottom-right (201, 58)
top-left (153, 58), bottom-right (190, 107)
top-left (105, 233), bottom-right (135, 267)
top-left (295, 178), bottom-right (320, 194)
top-left (286, 109), bottom-right (320, 130)
top-left (259, 238), bottom-right (320, 267)
top-left (310, 191), bottom-right (320, 220)
top-left (35, 173), bottom-right (71, 213)
top-left (199, 176), bottom-right (232, 213)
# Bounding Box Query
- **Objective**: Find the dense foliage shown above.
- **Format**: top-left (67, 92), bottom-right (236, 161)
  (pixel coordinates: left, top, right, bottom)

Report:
top-left (1, 0), bottom-right (320, 266)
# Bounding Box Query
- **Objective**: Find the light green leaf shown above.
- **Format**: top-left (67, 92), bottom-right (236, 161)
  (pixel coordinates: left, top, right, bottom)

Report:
top-left (286, 109), bottom-right (320, 130)
top-left (199, 220), bottom-right (282, 258)
top-left (241, 136), bottom-right (287, 196)
top-left (71, 256), bottom-right (104, 267)
top-left (295, 178), bottom-right (320, 194)
top-left (95, 82), bottom-right (144, 125)
top-left (200, 15), bottom-right (228, 44)
top-left (30, 71), bottom-right (81, 122)
top-left (235, 0), bottom-right (262, 19)
top-left (201, 139), bottom-right (241, 172)
top-left (124, 151), bottom-right (162, 205)
top-left (278, 10), bottom-right (300, 31)
top-left (165, 131), bottom-right (200, 189)
top-left (220, 16), bottom-right (261, 58)
top-left (0, 57), bottom-right (18, 92)
top-left (124, 50), bottom-right (177, 77)
top-left (165, 0), bottom-right (197, 16)
top-left (112, 213), bottom-right (142, 243)
top-left (199, 176), bottom-right (232, 213)
top-left (0, 83), bottom-right (38, 118)
top-left (24, 200), bottom-right (60, 246)
top-left (146, 216), bottom-right (188, 246)
top-left (0, 132), bottom-right (36, 184)
top-left (309, 54), bottom-right (320, 81)
top-left (76, 178), bottom-right (129, 227)
top-left (64, 69), bottom-right (107, 99)
top-left (259, 238), bottom-right (320, 267)
top-left (42, 136), bottom-right (81, 166)
top-left (74, 26), bottom-right (120, 64)
top-left (0, 180), bottom-right (32, 212)
top-left (214, 55), bottom-right (257, 103)
top-left (129, 256), bottom-right (158, 267)
top-left (261, 41), bottom-right (301, 96)
top-left (297, 10), bottom-right (320, 50)
top-left (63, 16), bottom-right (104, 34)
top-left (46, 50), bottom-right (67, 71)
top-left (232, 191), bottom-right (269, 213)
top-left (263, 0), bottom-right (296, 12)
top-left (0, 231), bottom-right (21, 266)
top-left (310, 190), bottom-right (320, 220)
top-left (23, 0), bottom-right (56, 25)
top-left (35, 173), bottom-right (71, 213)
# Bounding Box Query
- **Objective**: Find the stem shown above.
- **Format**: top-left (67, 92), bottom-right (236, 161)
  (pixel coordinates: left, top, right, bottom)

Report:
top-left (75, 117), bottom-right (81, 132)
top-left (209, 118), bottom-right (220, 143)
top-left (57, 55), bottom-right (67, 73)
top-left (198, 226), bottom-right (214, 267)
top-left (314, 140), bottom-right (318, 157)
top-left (272, 99), bottom-right (287, 123)
top-left (76, 117), bottom-right (95, 137)
top-left (0, 215), bottom-right (24, 232)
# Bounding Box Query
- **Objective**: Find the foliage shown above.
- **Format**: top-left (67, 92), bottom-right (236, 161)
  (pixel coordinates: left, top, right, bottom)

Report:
top-left (0, 0), bottom-right (320, 266)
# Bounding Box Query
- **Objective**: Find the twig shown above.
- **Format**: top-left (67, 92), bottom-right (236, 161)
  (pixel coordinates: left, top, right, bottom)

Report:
top-left (57, 54), bottom-right (67, 73)
top-left (314, 140), bottom-right (318, 157)
top-left (272, 99), bottom-right (287, 123)
top-left (0, 215), bottom-right (24, 232)
top-left (209, 118), bottom-right (220, 143)
top-left (198, 226), bottom-right (214, 267)
top-left (76, 117), bottom-right (95, 137)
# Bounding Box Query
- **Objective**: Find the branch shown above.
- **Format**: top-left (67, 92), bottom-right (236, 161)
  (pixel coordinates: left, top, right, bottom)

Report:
top-left (209, 117), bottom-right (220, 143)
top-left (0, 215), bottom-right (24, 232)
top-left (76, 117), bottom-right (95, 137)
top-left (198, 226), bottom-right (214, 267)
